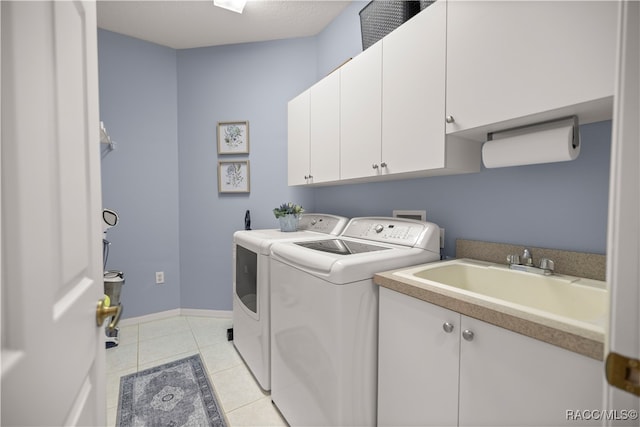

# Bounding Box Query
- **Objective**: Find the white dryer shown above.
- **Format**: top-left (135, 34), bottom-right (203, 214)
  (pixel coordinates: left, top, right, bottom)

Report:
top-left (269, 217), bottom-right (441, 426)
top-left (232, 213), bottom-right (348, 391)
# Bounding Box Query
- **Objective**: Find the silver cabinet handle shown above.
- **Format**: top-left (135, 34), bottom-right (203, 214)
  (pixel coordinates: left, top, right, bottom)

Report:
top-left (372, 164), bottom-right (379, 169)
top-left (445, 115), bottom-right (455, 124)
top-left (462, 329), bottom-right (474, 341)
top-left (442, 322), bottom-right (454, 333)
top-left (380, 162), bottom-right (387, 168)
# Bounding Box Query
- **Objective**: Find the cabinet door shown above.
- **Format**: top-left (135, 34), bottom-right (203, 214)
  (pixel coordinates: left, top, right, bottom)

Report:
top-left (287, 90), bottom-right (310, 186)
top-left (458, 315), bottom-right (603, 426)
top-left (446, 0), bottom-right (617, 134)
top-left (382, 2), bottom-right (447, 173)
top-left (340, 42), bottom-right (382, 180)
top-left (378, 288), bottom-right (459, 427)
top-left (310, 71), bottom-right (340, 183)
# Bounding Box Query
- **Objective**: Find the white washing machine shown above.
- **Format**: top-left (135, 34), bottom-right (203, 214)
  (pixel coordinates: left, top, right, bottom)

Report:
top-left (232, 213), bottom-right (348, 391)
top-left (269, 217), bottom-right (441, 426)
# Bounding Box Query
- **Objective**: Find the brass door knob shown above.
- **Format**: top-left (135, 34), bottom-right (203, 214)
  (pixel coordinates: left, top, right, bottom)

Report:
top-left (96, 298), bottom-right (122, 330)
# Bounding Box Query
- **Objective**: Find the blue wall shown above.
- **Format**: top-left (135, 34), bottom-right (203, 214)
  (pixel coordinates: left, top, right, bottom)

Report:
top-left (98, 2), bottom-right (611, 318)
top-left (176, 39), bottom-right (317, 311)
top-left (316, 1), bottom-right (368, 77)
top-left (98, 30), bottom-right (181, 318)
top-left (314, 121), bottom-right (611, 256)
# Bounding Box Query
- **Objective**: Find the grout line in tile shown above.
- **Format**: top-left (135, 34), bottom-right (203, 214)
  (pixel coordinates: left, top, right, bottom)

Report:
top-left (225, 394), bottom-right (274, 414)
top-left (206, 357), bottom-right (248, 377)
top-left (107, 315), bottom-right (276, 426)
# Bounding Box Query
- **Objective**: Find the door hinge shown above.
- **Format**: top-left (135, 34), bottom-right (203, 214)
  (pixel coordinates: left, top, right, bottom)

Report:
top-left (605, 352), bottom-right (640, 397)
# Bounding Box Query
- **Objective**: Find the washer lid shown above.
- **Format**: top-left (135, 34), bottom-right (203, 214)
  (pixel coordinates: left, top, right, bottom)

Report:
top-left (295, 239), bottom-right (391, 255)
top-left (234, 229), bottom-right (322, 254)
top-left (271, 240), bottom-right (440, 284)
top-left (233, 214), bottom-right (349, 254)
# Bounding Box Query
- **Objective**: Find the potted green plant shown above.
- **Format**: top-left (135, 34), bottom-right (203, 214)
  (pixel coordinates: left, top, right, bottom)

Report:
top-left (273, 202), bottom-right (304, 232)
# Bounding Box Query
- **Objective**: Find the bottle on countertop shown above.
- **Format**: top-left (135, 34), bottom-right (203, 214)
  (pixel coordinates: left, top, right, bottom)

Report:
top-left (244, 210), bottom-right (251, 230)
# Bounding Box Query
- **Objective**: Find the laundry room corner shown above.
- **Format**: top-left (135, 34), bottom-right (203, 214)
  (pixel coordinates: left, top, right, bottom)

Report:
top-left (176, 38), bottom-right (318, 313)
top-left (98, 28), bottom-right (325, 319)
top-left (98, 29), bottom-right (182, 319)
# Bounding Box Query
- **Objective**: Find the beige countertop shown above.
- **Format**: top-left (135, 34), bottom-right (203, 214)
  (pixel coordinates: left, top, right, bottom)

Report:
top-left (374, 260), bottom-right (605, 361)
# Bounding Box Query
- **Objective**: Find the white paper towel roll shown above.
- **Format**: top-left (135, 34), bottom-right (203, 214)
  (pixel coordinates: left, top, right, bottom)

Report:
top-left (482, 125), bottom-right (579, 168)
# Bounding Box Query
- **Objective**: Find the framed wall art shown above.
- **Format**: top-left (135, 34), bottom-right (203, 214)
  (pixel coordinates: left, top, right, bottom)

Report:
top-left (218, 160), bottom-right (250, 193)
top-left (217, 121), bottom-right (249, 154)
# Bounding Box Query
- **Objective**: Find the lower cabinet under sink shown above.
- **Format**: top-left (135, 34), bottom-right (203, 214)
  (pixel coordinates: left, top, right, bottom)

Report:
top-left (377, 287), bottom-right (603, 427)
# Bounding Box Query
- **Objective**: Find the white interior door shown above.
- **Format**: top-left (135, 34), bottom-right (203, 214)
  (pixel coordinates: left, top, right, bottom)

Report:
top-left (604, 0), bottom-right (640, 423)
top-left (1, 1), bottom-right (106, 425)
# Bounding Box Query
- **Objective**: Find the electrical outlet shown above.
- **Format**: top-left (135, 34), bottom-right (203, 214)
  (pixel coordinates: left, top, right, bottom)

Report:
top-left (439, 228), bottom-right (445, 249)
top-left (155, 271), bottom-right (165, 284)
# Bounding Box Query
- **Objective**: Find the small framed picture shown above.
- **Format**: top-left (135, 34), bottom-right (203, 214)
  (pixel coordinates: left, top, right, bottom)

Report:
top-left (217, 121), bottom-right (249, 154)
top-left (218, 160), bottom-right (250, 193)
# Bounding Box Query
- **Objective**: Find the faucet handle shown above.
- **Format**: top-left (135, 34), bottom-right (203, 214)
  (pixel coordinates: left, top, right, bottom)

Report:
top-left (539, 258), bottom-right (555, 272)
top-left (507, 254), bottom-right (520, 265)
top-left (522, 248), bottom-right (533, 266)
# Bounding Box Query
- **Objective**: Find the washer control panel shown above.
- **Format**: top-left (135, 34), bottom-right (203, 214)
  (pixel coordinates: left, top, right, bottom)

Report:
top-left (298, 214), bottom-right (349, 235)
top-left (342, 217), bottom-right (428, 247)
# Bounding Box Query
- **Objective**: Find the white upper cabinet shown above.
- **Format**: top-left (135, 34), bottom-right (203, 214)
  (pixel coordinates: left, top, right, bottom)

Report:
top-left (288, 71), bottom-right (341, 186)
top-left (288, 0), bottom-right (617, 186)
top-left (382, 0), bottom-right (447, 173)
top-left (339, 3), bottom-right (480, 183)
top-left (287, 90), bottom-right (310, 186)
top-left (340, 41), bottom-right (383, 181)
top-left (310, 71), bottom-right (341, 184)
top-left (445, 0), bottom-right (618, 139)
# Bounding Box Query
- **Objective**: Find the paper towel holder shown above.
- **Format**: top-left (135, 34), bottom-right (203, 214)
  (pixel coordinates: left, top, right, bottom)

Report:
top-left (486, 115), bottom-right (579, 149)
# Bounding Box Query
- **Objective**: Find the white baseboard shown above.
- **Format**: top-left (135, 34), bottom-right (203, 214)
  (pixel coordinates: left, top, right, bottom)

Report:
top-left (118, 308), bottom-right (232, 326)
top-left (180, 308), bottom-right (232, 318)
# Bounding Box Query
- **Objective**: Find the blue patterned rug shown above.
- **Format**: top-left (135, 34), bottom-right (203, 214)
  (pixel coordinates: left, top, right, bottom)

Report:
top-left (117, 354), bottom-right (227, 427)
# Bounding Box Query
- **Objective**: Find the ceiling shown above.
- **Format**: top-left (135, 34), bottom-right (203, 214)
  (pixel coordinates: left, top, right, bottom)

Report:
top-left (97, 0), bottom-right (353, 50)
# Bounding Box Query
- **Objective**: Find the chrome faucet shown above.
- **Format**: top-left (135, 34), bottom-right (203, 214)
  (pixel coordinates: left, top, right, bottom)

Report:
top-left (507, 248), bottom-right (555, 276)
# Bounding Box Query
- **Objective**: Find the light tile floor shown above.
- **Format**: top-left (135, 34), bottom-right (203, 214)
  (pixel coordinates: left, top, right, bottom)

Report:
top-left (106, 315), bottom-right (288, 427)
